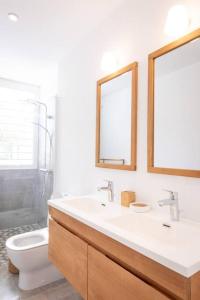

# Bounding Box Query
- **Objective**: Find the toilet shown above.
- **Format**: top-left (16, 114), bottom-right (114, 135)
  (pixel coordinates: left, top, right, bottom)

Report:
top-left (6, 227), bottom-right (63, 290)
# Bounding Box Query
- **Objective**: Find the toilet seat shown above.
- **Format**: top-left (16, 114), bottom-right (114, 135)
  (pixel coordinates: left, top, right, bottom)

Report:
top-left (6, 228), bottom-right (48, 251)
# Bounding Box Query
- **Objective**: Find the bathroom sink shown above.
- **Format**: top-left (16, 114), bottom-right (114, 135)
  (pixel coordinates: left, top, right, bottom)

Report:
top-left (52, 196), bottom-right (200, 248)
top-left (106, 213), bottom-right (200, 246)
top-left (106, 213), bottom-right (170, 239)
top-left (62, 197), bottom-right (109, 214)
top-left (49, 196), bottom-right (200, 277)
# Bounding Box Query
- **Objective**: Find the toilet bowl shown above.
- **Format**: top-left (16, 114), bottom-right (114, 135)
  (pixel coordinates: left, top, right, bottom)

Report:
top-left (6, 227), bottom-right (63, 290)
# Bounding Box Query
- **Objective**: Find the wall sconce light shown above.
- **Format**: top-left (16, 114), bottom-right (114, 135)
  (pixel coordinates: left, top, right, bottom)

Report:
top-left (165, 5), bottom-right (190, 38)
top-left (8, 13), bottom-right (19, 22)
top-left (101, 52), bottom-right (118, 73)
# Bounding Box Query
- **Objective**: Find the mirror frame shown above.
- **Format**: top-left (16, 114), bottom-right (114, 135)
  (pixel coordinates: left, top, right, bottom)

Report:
top-left (96, 62), bottom-right (138, 171)
top-left (148, 28), bottom-right (200, 178)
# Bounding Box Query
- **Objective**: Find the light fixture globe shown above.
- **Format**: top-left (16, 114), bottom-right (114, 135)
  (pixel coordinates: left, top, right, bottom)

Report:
top-left (8, 13), bottom-right (19, 22)
top-left (165, 5), bottom-right (190, 38)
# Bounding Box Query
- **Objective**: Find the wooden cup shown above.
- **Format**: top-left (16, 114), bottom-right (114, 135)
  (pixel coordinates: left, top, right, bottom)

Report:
top-left (121, 191), bottom-right (136, 207)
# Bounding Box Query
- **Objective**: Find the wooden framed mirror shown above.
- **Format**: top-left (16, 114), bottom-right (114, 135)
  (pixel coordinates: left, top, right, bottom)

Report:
top-left (148, 28), bottom-right (200, 177)
top-left (96, 62), bottom-right (138, 170)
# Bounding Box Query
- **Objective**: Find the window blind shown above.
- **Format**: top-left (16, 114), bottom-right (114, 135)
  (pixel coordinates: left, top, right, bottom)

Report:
top-left (0, 85), bottom-right (39, 168)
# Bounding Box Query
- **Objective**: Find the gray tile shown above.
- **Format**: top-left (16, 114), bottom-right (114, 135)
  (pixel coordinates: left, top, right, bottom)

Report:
top-left (0, 169), bottom-right (53, 229)
top-left (22, 294), bottom-right (48, 300)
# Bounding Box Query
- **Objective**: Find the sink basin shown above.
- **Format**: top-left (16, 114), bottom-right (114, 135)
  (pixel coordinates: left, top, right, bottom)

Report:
top-left (62, 197), bottom-right (109, 214)
top-left (106, 213), bottom-right (200, 246)
top-left (106, 213), bottom-right (170, 238)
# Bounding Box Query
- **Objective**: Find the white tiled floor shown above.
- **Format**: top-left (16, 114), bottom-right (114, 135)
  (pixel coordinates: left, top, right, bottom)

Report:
top-left (0, 264), bottom-right (82, 300)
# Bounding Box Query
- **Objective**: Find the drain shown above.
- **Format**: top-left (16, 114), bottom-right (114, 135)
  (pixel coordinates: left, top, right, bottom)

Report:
top-left (162, 223), bottom-right (171, 228)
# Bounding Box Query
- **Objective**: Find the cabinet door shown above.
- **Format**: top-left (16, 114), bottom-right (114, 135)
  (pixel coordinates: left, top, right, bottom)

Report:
top-left (49, 219), bottom-right (87, 299)
top-left (88, 246), bottom-right (170, 300)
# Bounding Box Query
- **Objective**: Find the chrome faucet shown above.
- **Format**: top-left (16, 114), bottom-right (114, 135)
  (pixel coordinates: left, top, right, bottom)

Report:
top-left (158, 190), bottom-right (180, 221)
top-left (97, 180), bottom-right (114, 202)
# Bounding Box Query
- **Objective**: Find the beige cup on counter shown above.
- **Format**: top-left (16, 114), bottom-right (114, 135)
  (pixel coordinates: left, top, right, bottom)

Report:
top-left (121, 191), bottom-right (136, 207)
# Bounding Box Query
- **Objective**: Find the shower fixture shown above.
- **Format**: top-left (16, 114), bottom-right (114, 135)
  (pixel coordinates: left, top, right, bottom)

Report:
top-left (23, 98), bottom-right (55, 217)
top-left (32, 121), bottom-right (54, 170)
top-left (24, 98), bottom-right (54, 169)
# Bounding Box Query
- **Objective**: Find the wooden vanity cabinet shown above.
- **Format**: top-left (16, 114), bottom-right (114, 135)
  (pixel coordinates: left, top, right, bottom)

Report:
top-left (49, 206), bottom-right (200, 300)
top-left (48, 219), bottom-right (88, 299)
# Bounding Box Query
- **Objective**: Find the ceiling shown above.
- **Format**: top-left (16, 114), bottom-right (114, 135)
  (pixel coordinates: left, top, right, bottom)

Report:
top-left (0, 0), bottom-right (123, 64)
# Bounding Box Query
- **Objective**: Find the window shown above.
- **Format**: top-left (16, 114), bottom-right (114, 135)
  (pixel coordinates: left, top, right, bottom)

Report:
top-left (0, 78), bottom-right (40, 169)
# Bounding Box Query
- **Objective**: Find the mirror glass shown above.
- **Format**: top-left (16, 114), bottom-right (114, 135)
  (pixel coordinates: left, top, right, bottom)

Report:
top-left (100, 71), bottom-right (132, 165)
top-left (96, 63), bottom-right (137, 170)
top-left (154, 37), bottom-right (200, 170)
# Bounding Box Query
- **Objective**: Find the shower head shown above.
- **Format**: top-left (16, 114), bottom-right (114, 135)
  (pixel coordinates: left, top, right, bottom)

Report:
top-left (24, 99), bottom-right (48, 111)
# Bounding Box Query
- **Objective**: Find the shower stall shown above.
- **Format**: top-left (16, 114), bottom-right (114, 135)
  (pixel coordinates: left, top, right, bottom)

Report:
top-left (0, 78), bottom-right (55, 233)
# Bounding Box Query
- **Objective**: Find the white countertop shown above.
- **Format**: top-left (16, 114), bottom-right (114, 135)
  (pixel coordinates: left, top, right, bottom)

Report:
top-left (48, 195), bottom-right (200, 277)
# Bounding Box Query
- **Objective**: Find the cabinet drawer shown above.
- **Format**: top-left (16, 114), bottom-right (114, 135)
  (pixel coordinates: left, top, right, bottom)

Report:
top-left (48, 219), bottom-right (87, 299)
top-left (88, 246), bottom-right (170, 300)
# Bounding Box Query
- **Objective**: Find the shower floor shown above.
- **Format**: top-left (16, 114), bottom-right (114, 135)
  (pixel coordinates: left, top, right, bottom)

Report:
top-left (0, 224), bottom-right (41, 265)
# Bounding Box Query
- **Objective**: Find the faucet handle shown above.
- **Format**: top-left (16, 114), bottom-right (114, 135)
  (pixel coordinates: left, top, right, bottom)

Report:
top-left (104, 179), bottom-right (112, 185)
top-left (163, 189), bottom-right (174, 194)
top-left (163, 189), bottom-right (178, 200)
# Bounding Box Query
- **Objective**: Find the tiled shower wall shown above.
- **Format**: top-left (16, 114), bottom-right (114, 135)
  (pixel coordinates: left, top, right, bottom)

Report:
top-left (0, 169), bottom-right (53, 229)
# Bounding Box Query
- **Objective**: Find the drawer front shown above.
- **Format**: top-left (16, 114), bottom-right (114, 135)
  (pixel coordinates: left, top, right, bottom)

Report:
top-left (88, 246), bottom-right (170, 300)
top-left (48, 219), bottom-right (88, 299)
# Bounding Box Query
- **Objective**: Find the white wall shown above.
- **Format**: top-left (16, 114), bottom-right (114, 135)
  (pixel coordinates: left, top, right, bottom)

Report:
top-left (0, 58), bottom-right (58, 100)
top-left (55, 0), bottom-right (200, 222)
